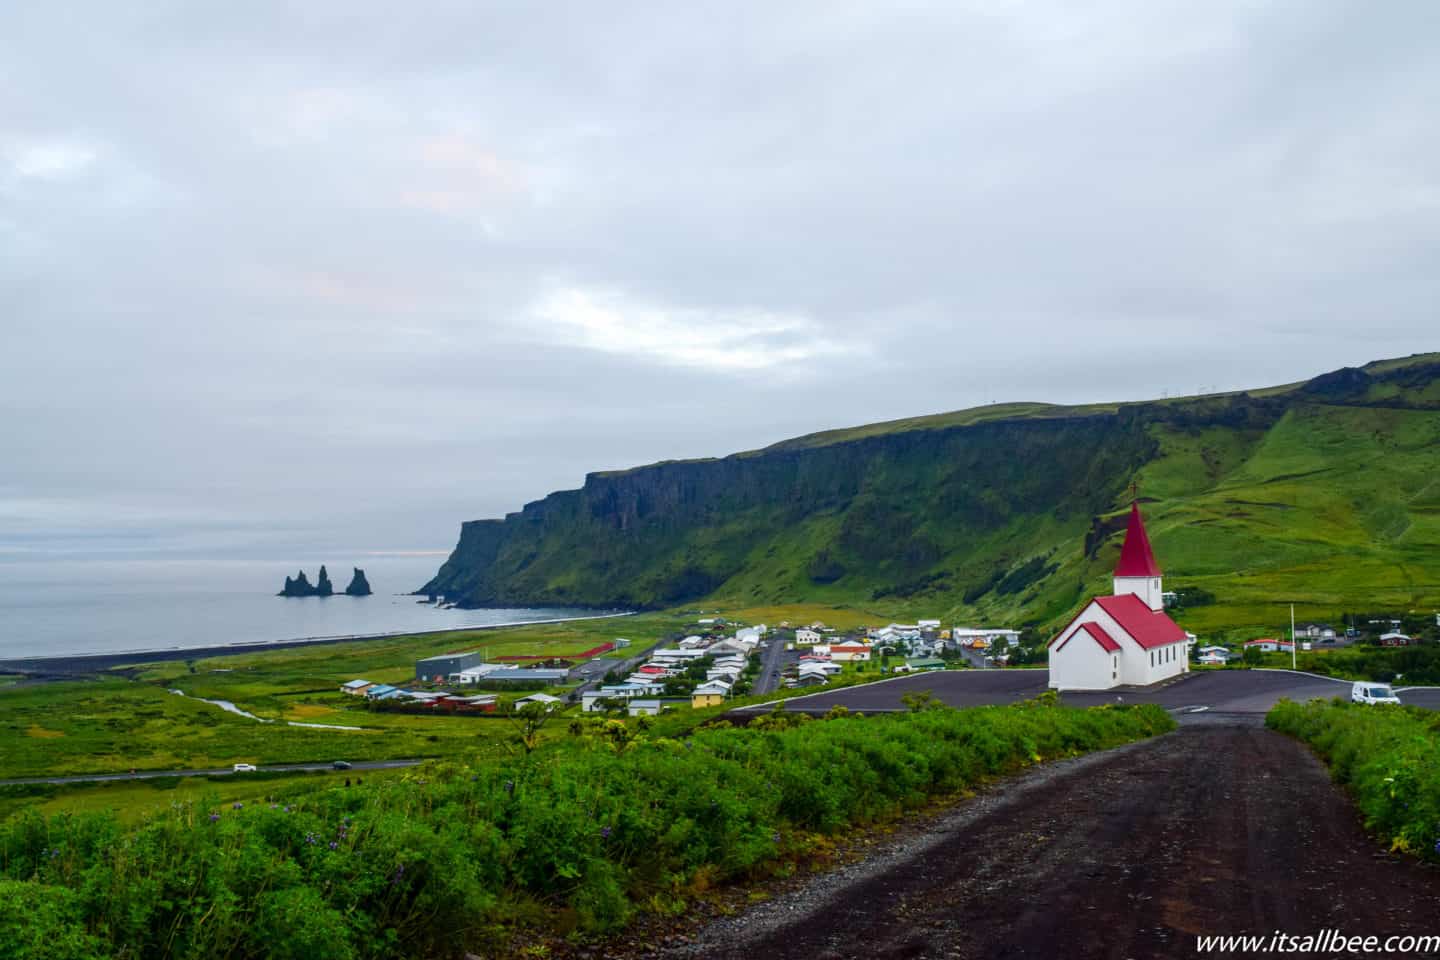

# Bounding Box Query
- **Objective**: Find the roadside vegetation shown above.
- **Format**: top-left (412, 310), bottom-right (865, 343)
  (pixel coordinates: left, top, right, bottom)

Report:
top-left (1266, 699), bottom-right (1440, 861)
top-left (0, 699), bottom-right (1172, 959)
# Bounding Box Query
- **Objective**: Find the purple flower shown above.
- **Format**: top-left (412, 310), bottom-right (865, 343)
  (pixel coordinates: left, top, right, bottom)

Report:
top-left (329, 841), bottom-right (338, 850)
top-left (1434, 840), bottom-right (1440, 855)
top-left (284, 805), bottom-right (293, 813)
top-left (771, 832), bottom-right (781, 843)
top-left (600, 826), bottom-right (612, 839)
top-left (269, 804), bottom-right (278, 810)
top-left (504, 780), bottom-right (515, 794)
top-left (305, 832), bottom-right (318, 845)
top-left (209, 813), bottom-right (220, 822)
top-left (232, 802), bottom-right (243, 810)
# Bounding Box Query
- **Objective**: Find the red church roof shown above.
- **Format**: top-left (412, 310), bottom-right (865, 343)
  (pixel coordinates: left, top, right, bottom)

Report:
top-left (1093, 594), bottom-right (1188, 650)
top-left (1059, 618), bottom-right (1123, 656)
top-left (1114, 502), bottom-right (1162, 578)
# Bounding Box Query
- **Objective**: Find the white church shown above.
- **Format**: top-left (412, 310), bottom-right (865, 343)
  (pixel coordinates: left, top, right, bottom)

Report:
top-left (1048, 502), bottom-right (1191, 690)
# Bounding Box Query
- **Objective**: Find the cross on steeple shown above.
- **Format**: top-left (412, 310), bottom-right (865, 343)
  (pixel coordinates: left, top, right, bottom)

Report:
top-left (1128, 478), bottom-right (1140, 501)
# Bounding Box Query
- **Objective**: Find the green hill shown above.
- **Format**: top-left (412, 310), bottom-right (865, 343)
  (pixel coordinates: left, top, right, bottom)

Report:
top-left (421, 353), bottom-right (1440, 636)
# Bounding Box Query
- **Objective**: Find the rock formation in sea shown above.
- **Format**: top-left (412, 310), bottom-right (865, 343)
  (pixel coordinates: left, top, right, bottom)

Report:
top-left (278, 570), bottom-right (316, 597)
top-left (316, 565), bottom-right (334, 597)
top-left (344, 568), bottom-right (373, 596)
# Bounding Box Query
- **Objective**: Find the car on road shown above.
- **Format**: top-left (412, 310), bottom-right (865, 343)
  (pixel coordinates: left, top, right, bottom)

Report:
top-left (332, 760), bottom-right (352, 770)
top-left (232, 763), bottom-right (257, 772)
top-left (1351, 682), bottom-right (1401, 705)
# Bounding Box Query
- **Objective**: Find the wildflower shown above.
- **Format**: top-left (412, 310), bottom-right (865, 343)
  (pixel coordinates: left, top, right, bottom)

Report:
top-left (504, 780), bottom-right (515, 794)
top-left (305, 832), bottom-right (318, 845)
top-left (329, 841), bottom-right (339, 850)
top-left (209, 813), bottom-right (221, 822)
top-left (284, 805), bottom-right (293, 813)
top-left (600, 826), bottom-right (612, 839)
top-left (232, 802), bottom-right (243, 810)
top-left (1434, 840), bottom-right (1440, 855)
top-left (771, 832), bottom-right (781, 843)
top-left (269, 804), bottom-right (278, 810)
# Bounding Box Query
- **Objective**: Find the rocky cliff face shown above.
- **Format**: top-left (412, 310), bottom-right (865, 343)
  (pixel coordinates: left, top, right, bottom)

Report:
top-left (421, 356), bottom-right (1440, 619)
top-left (344, 568), bottom-right (373, 596)
top-left (278, 570), bottom-right (316, 597)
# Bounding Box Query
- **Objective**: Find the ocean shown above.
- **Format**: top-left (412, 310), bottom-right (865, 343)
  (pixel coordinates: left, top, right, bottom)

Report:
top-left (0, 556), bottom-right (607, 660)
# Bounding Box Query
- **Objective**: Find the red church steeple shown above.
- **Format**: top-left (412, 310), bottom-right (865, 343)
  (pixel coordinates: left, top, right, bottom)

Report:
top-left (1114, 501), bottom-right (1161, 578)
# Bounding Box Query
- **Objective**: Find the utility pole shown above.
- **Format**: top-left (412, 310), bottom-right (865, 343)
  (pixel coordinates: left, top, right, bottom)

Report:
top-left (1291, 604), bottom-right (1297, 670)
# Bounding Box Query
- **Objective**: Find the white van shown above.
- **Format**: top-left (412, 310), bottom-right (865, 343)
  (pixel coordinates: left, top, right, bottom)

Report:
top-left (1350, 682), bottom-right (1401, 705)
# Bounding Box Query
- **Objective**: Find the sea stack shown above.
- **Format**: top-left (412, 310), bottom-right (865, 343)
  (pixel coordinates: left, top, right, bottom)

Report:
top-left (316, 565), bottom-right (334, 597)
top-left (278, 570), bottom-right (316, 597)
top-left (344, 568), bottom-right (373, 596)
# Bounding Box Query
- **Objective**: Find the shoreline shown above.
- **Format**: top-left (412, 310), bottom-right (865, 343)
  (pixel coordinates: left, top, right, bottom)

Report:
top-left (0, 611), bottom-right (635, 676)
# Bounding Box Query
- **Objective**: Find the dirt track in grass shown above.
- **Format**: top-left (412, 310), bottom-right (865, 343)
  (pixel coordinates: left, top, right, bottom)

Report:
top-left (648, 726), bottom-right (1440, 960)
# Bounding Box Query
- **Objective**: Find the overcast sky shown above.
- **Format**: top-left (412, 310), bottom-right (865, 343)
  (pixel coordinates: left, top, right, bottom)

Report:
top-left (3, 1), bottom-right (1437, 564)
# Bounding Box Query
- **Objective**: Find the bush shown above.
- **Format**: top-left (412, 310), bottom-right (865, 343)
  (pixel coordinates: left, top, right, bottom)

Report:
top-left (0, 702), bottom-right (1173, 957)
top-left (1267, 699), bottom-right (1440, 860)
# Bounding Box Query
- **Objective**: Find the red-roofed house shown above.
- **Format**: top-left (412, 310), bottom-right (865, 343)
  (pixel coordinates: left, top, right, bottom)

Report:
top-left (1048, 502), bottom-right (1191, 690)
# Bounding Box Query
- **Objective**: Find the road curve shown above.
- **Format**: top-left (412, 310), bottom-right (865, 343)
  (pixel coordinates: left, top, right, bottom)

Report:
top-left (0, 758), bottom-right (424, 787)
top-left (664, 727), bottom-right (1440, 960)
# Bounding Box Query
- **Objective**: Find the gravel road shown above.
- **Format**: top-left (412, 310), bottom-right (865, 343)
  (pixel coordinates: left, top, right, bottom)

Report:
top-left (656, 726), bottom-right (1440, 959)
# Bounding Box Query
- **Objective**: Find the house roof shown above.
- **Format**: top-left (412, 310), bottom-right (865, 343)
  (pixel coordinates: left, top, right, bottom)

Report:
top-left (1244, 637), bottom-right (1293, 646)
top-left (1092, 594), bottom-right (1187, 650)
top-left (1114, 502), bottom-right (1162, 578)
top-left (342, 679), bottom-right (372, 688)
top-left (1078, 622), bottom-right (1121, 653)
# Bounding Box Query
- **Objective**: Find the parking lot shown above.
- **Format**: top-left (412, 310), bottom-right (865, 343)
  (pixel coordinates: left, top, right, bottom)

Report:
top-left (736, 668), bottom-right (1438, 719)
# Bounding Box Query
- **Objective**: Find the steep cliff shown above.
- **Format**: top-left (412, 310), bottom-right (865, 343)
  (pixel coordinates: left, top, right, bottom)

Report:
top-left (422, 354), bottom-right (1440, 628)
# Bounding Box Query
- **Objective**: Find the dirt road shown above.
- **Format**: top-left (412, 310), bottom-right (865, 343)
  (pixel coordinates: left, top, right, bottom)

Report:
top-left (667, 727), bottom-right (1440, 959)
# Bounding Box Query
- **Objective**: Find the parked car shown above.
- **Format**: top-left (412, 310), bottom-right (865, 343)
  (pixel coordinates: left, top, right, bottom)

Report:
top-left (331, 760), bottom-right (352, 770)
top-left (1351, 682), bottom-right (1401, 705)
top-left (232, 763), bottom-right (258, 772)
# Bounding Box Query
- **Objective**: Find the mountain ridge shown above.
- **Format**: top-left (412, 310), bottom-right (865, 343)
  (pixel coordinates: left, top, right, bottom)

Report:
top-left (422, 352), bottom-right (1440, 634)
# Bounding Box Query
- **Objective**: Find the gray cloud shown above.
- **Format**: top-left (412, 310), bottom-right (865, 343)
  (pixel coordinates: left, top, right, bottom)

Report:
top-left (2, 1), bottom-right (1437, 563)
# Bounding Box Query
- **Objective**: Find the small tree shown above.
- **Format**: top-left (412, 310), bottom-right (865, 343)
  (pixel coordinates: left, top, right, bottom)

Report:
top-left (506, 701), bottom-right (559, 757)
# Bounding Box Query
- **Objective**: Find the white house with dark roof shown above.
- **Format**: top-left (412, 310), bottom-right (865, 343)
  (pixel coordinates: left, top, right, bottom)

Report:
top-left (1048, 502), bottom-right (1191, 690)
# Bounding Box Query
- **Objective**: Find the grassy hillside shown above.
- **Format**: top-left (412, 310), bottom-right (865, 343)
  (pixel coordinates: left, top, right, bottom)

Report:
top-left (423, 353), bottom-right (1440, 636)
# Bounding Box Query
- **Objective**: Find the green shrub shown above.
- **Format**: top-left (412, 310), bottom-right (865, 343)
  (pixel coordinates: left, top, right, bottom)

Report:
top-left (1267, 698), bottom-right (1440, 859)
top-left (0, 702), bottom-right (1172, 957)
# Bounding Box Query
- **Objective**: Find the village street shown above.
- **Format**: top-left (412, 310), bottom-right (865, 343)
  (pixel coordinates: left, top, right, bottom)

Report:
top-left (737, 667), bottom-right (1440, 718)
top-left (658, 724), bottom-right (1440, 960)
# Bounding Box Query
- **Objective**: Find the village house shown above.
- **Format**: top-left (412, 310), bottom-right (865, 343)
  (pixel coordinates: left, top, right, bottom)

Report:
top-left (513, 693), bottom-right (563, 709)
top-left (691, 680), bottom-right (731, 708)
top-left (1244, 638), bottom-right (1294, 653)
top-left (795, 628), bottom-right (822, 645)
top-left (1048, 502), bottom-right (1191, 690)
top-left (340, 679), bottom-right (374, 696)
top-left (1379, 631), bottom-right (1413, 647)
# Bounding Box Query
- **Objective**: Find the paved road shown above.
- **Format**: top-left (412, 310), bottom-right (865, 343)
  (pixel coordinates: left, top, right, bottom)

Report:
top-left (751, 634), bottom-right (789, 695)
top-left (0, 758), bottom-right (423, 787)
top-left (738, 667), bottom-right (1391, 719)
top-left (568, 642), bottom-right (662, 699)
top-left (667, 726), bottom-right (1440, 959)
top-left (956, 645), bottom-right (991, 669)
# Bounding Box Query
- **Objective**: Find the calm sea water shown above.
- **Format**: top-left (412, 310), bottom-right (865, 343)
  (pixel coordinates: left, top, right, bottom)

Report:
top-left (0, 556), bottom-right (607, 659)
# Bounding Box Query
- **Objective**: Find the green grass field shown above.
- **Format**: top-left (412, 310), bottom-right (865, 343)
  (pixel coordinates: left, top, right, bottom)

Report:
top-left (0, 613), bottom-right (694, 780)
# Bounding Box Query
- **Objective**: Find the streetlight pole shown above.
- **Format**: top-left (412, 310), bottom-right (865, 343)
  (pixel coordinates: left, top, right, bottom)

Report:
top-left (1290, 604), bottom-right (1297, 670)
